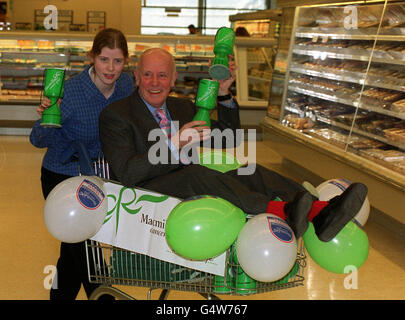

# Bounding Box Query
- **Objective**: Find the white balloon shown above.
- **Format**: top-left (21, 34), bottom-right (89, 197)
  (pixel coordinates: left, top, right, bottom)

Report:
top-left (236, 214), bottom-right (297, 282)
top-left (316, 178), bottom-right (370, 226)
top-left (43, 176), bottom-right (107, 243)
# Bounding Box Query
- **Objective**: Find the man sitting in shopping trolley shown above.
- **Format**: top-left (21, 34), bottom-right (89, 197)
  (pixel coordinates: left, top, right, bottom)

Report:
top-left (44, 47), bottom-right (368, 300)
top-left (99, 48), bottom-right (367, 247)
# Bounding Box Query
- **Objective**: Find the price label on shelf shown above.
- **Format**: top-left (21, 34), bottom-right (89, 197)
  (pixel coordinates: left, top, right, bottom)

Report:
top-left (37, 40), bottom-right (55, 50)
top-left (176, 43), bottom-right (190, 55)
top-left (17, 39), bottom-right (36, 50)
top-left (204, 45), bottom-right (214, 57)
top-left (134, 43), bottom-right (154, 54)
top-left (191, 44), bottom-right (203, 52)
top-left (161, 43), bottom-right (175, 55)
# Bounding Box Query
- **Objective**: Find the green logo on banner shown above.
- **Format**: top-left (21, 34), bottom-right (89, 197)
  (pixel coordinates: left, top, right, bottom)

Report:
top-left (104, 186), bottom-right (169, 234)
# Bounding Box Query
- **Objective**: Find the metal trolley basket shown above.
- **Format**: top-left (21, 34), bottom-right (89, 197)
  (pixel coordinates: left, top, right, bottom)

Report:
top-left (86, 238), bottom-right (306, 300)
top-left (76, 149), bottom-right (306, 300)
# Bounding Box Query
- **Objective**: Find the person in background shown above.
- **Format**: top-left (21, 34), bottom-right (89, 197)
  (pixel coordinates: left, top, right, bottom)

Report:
top-left (30, 28), bottom-right (134, 300)
top-left (235, 26), bottom-right (250, 37)
top-left (188, 24), bottom-right (198, 35)
top-left (99, 47), bottom-right (368, 244)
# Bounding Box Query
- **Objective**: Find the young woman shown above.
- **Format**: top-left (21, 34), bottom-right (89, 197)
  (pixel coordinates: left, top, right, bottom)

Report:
top-left (30, 28), bottom-right (134, 300)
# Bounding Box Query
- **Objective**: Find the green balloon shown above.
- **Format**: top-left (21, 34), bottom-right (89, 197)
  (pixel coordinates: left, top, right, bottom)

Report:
top-left (199, 151), bottom-right (241, 173)
top-left (166, 196), bottom-right (246, 260)
top-left (303, 222), bottom-right (369, 274)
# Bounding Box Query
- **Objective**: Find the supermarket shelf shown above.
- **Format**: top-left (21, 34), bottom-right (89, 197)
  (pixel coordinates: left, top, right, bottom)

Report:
top-left (288, 83), bottom-right (405, 121)
top-left (0, 32), bottom-right (277, 133)
top-left (0, 30), bottom-right (276, 47)
top-left (295, 26), bottom-right (405, 41)
top-left (315, 115), bottom-right (405, 152)
top-left (293, 45), bottom-right (405, 66)
top-left (290, 63), bottom-right (405, 92)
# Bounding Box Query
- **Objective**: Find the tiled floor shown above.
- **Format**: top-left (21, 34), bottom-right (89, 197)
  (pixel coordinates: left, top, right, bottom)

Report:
top-left (1, 135), bottom-right (405, 300)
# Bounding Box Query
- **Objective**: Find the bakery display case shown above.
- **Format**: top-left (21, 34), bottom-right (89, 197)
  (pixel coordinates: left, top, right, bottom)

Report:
top-left (261, 1), bottom-right (405, 224)
top-left (0, 32), bottom-right (276, 134)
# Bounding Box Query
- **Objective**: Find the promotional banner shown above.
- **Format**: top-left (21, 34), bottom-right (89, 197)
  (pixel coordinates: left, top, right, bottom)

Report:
top-left (91, 181), bottom-right (226, 276)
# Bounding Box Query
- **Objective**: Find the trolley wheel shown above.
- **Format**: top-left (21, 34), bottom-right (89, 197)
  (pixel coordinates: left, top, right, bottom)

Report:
top-left (159, 289), bottom-right (170, 300)
top-left (147, 288), bottom-right (171, 300)
top-left (89, 285), bottom-right (135, 300)
top-left (199, 293), bottom-right (220, 300)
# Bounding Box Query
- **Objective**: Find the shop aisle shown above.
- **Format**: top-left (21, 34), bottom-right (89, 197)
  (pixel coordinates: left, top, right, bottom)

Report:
top-left (1, 134), bottom-right (405, 300)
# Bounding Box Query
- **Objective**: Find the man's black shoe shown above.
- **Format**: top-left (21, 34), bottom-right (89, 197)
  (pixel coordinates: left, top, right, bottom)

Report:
top-left (312, 183), bottom-right (368, 242)
top-left (284, 190), bottom-right (314, 239)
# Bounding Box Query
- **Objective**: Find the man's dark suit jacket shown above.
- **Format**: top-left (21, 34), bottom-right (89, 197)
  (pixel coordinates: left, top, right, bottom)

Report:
top-left (99, 89), bottom-right (241, 188)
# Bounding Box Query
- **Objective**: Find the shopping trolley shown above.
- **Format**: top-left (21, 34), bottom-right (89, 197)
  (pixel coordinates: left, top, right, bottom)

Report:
top-left (63, 141), bottom-right (306, 300)
top-left (86, 238), bottom-right (306, 300)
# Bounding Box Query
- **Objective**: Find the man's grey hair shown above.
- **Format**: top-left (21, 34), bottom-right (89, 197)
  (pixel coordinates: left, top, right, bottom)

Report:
top-left (137, 47), bottom-right (177, 74)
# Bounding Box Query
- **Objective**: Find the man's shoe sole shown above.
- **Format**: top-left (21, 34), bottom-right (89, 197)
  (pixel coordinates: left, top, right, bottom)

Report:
top-left (313, 183), bottom-right (368, 242)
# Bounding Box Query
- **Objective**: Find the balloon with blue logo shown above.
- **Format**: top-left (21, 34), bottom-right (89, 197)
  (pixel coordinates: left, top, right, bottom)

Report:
top-left (43, 176), bottom-right (108, 243)
top-left (235, 213), bottom-right (297, 282)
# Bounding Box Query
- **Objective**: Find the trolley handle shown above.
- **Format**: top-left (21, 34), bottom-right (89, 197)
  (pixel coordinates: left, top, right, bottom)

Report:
top-left (60, 140), bottom-right (94, 176)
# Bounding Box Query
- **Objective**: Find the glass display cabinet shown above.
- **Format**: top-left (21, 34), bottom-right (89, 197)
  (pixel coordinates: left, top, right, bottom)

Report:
top-left (234, 37), bottom-right (278, 108)
top-left (262, 0), bottom-right (405, 225)
top-left (230, 10), bottom-right (282, 108)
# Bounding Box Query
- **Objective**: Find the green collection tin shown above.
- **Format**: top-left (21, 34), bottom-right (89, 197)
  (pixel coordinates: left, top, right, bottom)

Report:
top-left (41, 68), bottom-right (65, 128)
top-left (209, 27), bottom-right (235, 80)
top-left (193, 79), bottom-right (219, 126)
